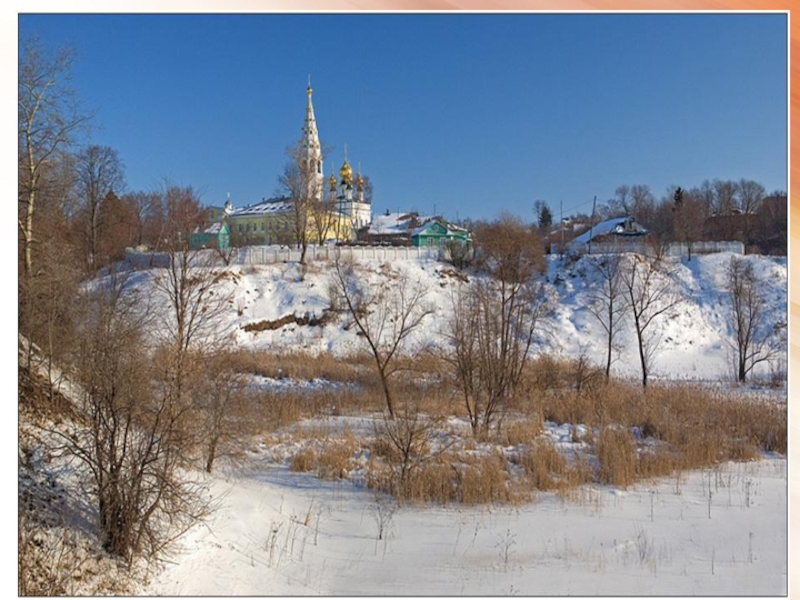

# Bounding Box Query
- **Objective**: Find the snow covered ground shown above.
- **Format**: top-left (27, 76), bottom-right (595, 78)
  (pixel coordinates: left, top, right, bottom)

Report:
top-left (149, 454), bottom-right (787, 596)
top-left (123, 250), bottom-right (787, 595)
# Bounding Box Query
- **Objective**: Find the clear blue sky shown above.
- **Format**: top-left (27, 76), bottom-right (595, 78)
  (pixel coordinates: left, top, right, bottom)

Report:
top-left (19, 13), bottom-right (788, 222)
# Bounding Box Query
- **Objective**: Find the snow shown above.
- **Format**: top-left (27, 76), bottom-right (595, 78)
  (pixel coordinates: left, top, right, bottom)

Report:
top-left (568, 216), bottom-right (646, 245)
top-left (121, 252), bottom-right (786, 384)
top-left (147, 454), bottom-right (787, 596)
top-left (110, 250), bottom-right (788, 595)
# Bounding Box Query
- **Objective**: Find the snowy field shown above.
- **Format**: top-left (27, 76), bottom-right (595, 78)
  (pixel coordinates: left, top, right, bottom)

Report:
top-left (121, 251), bottom-right (787, 595)
top-left (149, 455), bottom-right (787, 596)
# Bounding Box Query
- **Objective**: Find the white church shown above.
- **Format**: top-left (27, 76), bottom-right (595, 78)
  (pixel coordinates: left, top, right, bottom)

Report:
top-left (222, 79), bottom-right (372, 244)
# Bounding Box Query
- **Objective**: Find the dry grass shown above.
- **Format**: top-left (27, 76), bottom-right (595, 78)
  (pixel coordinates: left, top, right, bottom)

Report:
top-left (228, 348), bottom-right (372, 384)
top-left (289, 432), bottom-right (360, 481)
top-left (514, 439), bottom-right (592, 493)
top-left (595, 426), bottom-right (637, 488)
top-left (246, 348), bottom-right (785, 507)
top-left (366, 448), bottom-right (533, 507)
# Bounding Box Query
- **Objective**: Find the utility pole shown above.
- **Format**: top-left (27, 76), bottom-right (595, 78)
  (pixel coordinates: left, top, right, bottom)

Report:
top-left (588, 195), bottom-right (597, 255)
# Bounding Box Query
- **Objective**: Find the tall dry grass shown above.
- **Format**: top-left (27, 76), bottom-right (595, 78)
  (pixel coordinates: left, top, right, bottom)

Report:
top-left (246, 349), bottom-right (785, 507)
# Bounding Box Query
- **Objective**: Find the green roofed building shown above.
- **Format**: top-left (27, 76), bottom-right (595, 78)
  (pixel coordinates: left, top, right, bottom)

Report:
top-left (411, 218), bottom-right (472, 248)
top-left (189, 221), bottom-right (230, 250)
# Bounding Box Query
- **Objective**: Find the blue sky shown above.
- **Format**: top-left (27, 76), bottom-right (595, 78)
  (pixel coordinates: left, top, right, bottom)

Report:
top-left (19, 13), bottom-right (788, 222)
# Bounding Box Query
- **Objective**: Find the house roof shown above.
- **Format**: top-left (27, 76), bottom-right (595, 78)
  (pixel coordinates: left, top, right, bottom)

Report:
top-left (367, 212), bottom-right (431, 236)
top-left (204, 222), bottom-right (227, 234)
top-left (229, 198), bottom-right (293, 217)
top-left (411, 218), bottom-right (470, 238)
top-left (569, 216), bottom-right (648, 245)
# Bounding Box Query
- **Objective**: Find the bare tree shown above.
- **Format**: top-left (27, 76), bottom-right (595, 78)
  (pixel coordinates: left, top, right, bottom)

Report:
top-left (712, 179), bottom-right (737, 216)
top-left (629, 184), bottom-right (656, 224)
top-left (671, 186), bottom-right (705, 260)
top-left (74, 144), bottom-right (125, 271)
top-left (331, 254), bottom-right (432, 418)
top-left (152, 247), bottom-right (233, 424)
top-left (620, 254), bottom-right (683, 387)
top-left (19, 37), bottom-right (91, 280)
top-left (612, 185), bottom-right (631, 216)
top-left (310, 192), bottom-right (338, 247)
top-left (725, 256), bottom-right (784, 382)
top-left (444, 277), bottom-right (551, 436)
top-left (196, 351), bottom-right (251, 473)
top-left (279, 143), bottom-right (329, 263)
top-left (584, 253), bottom-right (628, 379)
top-left (736, 179), bottom-right (765, 215)
top-left (65, 273), bottom-right (210, 564)
top-left (442, 216), bottom-right (551, 435)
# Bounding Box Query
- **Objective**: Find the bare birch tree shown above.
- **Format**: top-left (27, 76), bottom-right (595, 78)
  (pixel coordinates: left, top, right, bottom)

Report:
top-left (584, 253), bottom-right (628, 379)
top-left (620, 254), bottom-right (683, 387)
top-left (19, 37), bottom-right (91, 280)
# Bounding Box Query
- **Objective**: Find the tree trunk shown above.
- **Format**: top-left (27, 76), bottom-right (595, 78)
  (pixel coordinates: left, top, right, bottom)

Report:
top-left (379, 368), bottom-right (395, 419)
top-left (206, 436), bottom-right (218, 473)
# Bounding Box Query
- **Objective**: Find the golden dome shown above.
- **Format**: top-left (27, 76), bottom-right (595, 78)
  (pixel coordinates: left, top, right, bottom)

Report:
top-left (339, 159), bottom-right (353, 185)
top-left (356, 171), bottom-right (364, 192)
top-left (329, 173), bottom-right (337, 191)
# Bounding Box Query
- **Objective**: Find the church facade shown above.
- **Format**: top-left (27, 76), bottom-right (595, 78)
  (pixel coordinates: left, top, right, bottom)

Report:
top-left (224, 81), bottom-right (372, 246)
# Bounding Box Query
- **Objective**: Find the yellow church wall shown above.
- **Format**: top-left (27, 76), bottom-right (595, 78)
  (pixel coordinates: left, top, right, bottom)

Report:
top-left (228, 210), bottom-right (354, 246)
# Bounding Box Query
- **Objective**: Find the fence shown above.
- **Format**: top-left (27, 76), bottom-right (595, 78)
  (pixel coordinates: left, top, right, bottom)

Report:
top-left (562, 240), bottom-right (745, 257)
top-left (125, 244), bottom-right (445, 269)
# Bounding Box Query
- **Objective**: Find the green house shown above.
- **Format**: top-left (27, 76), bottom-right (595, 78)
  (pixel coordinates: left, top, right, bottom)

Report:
top-left (411, 219), bottom-right (472, 248)
top-left (190, 221), bottom-right (230, 250)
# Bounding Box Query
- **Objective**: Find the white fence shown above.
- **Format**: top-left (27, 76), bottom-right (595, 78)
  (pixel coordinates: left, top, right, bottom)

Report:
top-left (126, 239), bottom-right (745, 271)
top-left (125, 244), bottom-right (444, 269)
top-left (235, 244), bottom-right (443, 265)
top-left (563, 240), bottom-right (745, 257)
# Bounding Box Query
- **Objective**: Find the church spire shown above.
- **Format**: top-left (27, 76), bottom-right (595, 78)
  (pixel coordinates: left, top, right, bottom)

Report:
top-left (300, 76), bottom-right (323, 199)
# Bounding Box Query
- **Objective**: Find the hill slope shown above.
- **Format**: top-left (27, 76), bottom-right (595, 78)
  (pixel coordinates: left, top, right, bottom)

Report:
top-left (120, 251), bottom-right (787, 383)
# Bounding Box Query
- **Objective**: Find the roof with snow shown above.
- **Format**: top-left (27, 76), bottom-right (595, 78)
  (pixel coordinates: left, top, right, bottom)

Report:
top-left (367, 212), bottom-right (433, 236)
top-left (569, 216), bottom-right (648, 245)
top-left (229, 198), bottom-right (293, 217)
top-left (203, 222), bottom-right (227, 234)
top-left (411, 219), bottom-right (471, 239)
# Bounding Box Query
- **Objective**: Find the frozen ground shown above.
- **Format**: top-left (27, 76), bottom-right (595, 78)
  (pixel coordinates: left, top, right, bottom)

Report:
top-left (148, 454), bottom-right (787, 596)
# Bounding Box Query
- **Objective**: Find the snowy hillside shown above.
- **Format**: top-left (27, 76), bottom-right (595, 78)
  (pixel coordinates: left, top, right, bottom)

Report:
top-left (124, 251), bottom-right (787, 383)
